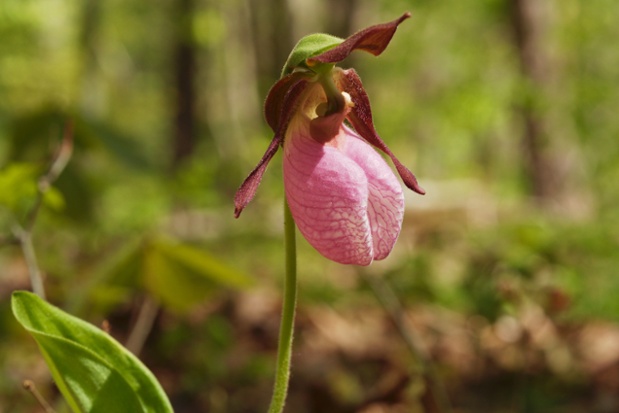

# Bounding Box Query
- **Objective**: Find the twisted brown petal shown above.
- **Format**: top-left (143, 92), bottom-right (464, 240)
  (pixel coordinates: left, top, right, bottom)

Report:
top-left (264, 71), bottom-right (313, 132)
top-left (308, 12), bottom-right (411, 66)
top-left (336, 68), bottom-right (425, 195)
top-left (234, 74), bottom-right (312, 217)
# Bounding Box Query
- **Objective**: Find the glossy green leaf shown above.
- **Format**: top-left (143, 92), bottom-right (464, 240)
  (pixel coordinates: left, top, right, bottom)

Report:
top-left (282, 33), bottom-right (343, 76)
top-left (11, 291), bottom-right (173, 413)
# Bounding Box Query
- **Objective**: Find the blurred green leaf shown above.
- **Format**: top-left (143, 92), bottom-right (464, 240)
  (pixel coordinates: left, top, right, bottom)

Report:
top-left (6, 109), bottom-right (151, 172)
top-left (105, 238), bottom-right (253, 312)
top-left (0, 163), bottom-right (39, 214)
top-left (6, 108), bottom-right (70, 162)
top-left (53, 164), bottom-right (96, 223)
top-left (43, 186), bottom-right (66, 211)
top-left (0, 162), bottom-right (66, 221)
top-left (145, 239), bottom-right (252, 311)
top-left (11, 291), bottom-right (173, 413)
top-left (81, 118), bottom-right (153, 171)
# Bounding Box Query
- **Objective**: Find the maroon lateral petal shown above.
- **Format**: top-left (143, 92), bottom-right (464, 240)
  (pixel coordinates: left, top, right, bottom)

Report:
top-left (234, 75), bottom-right (312, 217)
top-left (234, 136), bottom-right (280, 218)
top-left (336, 68), bottom-right (425, 195)
top-left (264, 71), bottom-right (313, 132)
top-left (308, 12), bottom-right (411, 66)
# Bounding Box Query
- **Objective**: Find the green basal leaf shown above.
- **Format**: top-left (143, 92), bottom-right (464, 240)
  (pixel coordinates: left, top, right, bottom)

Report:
top-left (11, 291), bottom-right (173, 413)
top-left (282, 33), bottom-right (343, 76)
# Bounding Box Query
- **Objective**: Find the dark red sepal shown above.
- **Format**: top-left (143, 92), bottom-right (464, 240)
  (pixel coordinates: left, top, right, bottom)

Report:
top-left (234, 74), bottom-right (312, 217)
top-left (264, 71), bottom-right (313, 132)
top-left (308, 12), bottom-right (411, 66)
top-left (337, 68), bottom-right (425, 195)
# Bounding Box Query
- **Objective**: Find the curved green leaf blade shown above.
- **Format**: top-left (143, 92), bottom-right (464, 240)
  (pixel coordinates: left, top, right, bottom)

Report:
top-left (11, 291), bottom-right (173, 413)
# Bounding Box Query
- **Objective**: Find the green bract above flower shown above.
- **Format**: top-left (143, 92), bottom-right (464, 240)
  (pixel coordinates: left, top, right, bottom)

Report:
top-left (282, 33), bottom-right (343, 76)
top-left (234, 12), bottom-right (424, 265)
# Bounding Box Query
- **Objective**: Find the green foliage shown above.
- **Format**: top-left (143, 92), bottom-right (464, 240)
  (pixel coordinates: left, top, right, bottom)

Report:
top-left (2, 0), bottom-right (619, 411)
top-left (104, 237), bottom-right (253, 313)
top-left (11, 291), bottom-right (173, 413)
top-left (0, 163), bottom-right (41, 215)
top-left (0, 163), bottom-right (64, 219)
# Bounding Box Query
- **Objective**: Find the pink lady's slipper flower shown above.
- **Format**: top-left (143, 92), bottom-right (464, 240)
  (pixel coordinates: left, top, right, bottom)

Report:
top-left (234, 13), bottom-right (424, 265)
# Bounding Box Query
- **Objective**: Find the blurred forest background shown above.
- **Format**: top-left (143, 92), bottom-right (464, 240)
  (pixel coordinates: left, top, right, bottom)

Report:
top-left (1, 0), bottom-right (619, 412)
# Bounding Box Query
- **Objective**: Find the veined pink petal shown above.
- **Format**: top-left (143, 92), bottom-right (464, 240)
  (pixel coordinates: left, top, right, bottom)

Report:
top-left (284, 117), bottom-right (374, 265)
top-left (341, 126), bottom-right (404, 260)
top-left (283, 114), bottom-right (404, 265)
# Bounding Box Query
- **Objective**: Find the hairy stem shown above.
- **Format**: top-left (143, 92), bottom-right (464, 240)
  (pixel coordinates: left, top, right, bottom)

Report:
top-left (318, 69), bottom-right (345, 116)
top-left (267, 199), bottom-right (298, 413)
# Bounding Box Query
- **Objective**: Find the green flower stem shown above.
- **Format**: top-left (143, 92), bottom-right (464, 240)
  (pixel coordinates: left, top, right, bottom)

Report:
top-left (267, 198), bottom-right (298, 413)
top-left (317, 70), bottom-right (345, 116)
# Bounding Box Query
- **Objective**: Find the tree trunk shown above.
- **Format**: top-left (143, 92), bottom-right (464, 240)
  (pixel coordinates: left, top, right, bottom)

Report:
top-left (171, 0), bottom-right (197, 169)
top-left (509, 0), bottom-right (557, 203)
top-left (247, 0), bottom-right (293, 97)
